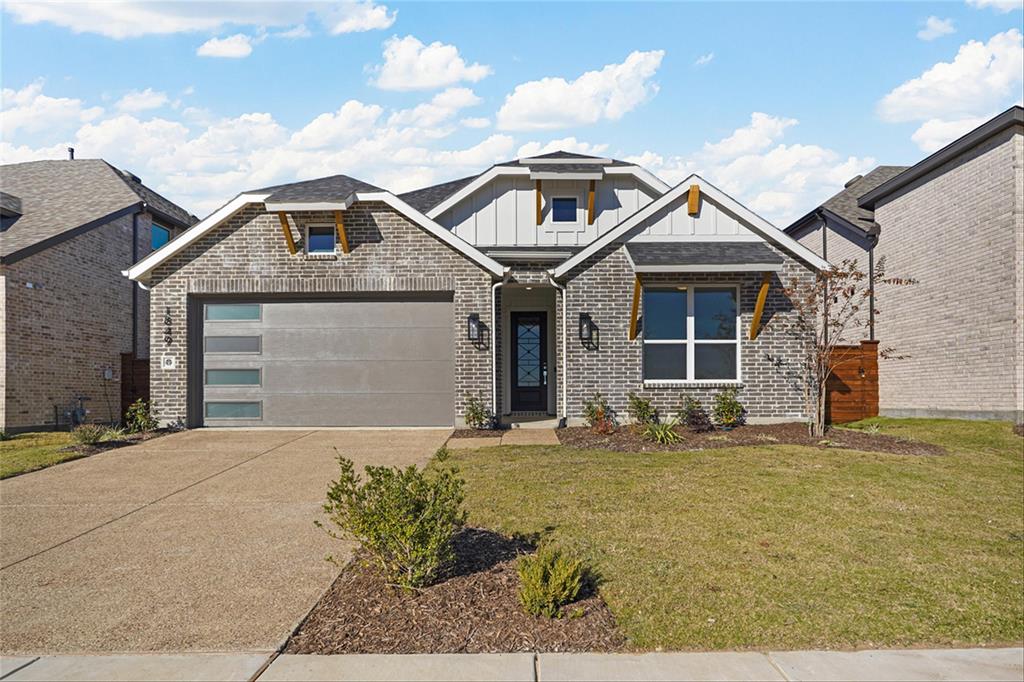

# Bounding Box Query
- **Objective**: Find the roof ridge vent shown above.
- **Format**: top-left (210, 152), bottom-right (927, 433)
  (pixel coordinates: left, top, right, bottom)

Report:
top-left (843, 174), bottom-right (863, 188)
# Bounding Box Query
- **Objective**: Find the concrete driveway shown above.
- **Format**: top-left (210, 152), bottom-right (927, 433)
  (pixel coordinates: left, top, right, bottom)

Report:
top-left (0, 428), bottom-right (450, 655)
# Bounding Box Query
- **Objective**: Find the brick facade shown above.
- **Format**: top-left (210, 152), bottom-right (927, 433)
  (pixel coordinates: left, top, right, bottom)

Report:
top-left (146, 202), bottom-right (494, 427)
top-left (1, 211), bottom-right (155, 431)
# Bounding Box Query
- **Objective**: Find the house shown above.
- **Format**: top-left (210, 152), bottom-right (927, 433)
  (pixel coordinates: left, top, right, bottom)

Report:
top-left (125, 151), bottom-right (828, 428)
top-left (786, 106), bottom-right (1024, 422)
top-left (0, 156), bottom-right (197, 432)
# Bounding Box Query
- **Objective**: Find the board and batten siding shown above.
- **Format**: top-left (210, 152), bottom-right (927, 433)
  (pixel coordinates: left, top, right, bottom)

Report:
top-left (436, 175), bottom-right (659, 246)
top-left (631, 193), bottom-right (759, 241)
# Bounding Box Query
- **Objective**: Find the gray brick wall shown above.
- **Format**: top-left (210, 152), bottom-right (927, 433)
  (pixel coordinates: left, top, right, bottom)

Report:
top-left (871, 127), bottom-right (1023, 421)
top-left (560, 243), bottom-right (815, 424)
top-left (147, 201), bottom-right (494, 427)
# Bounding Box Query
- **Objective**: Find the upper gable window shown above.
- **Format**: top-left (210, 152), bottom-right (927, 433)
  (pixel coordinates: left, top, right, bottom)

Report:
top-left (151, 224), bottom-right (170, 250)
top-left (551, 197), bottom-right (577, 223)
top-left (306, 224), bottom-right (336, 254)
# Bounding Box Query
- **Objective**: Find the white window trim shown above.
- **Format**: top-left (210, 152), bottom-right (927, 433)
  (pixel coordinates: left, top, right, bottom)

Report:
top-left (305, 222), bottom-right (337, 255)
top-left (546, 192), bottom-right (584, 232)
top-left (641, 284), bottom-right (742, 384)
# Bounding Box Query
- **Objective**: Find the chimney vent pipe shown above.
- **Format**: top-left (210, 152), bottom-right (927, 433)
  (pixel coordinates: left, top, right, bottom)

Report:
top-left (67, 147), bottom-right (75, 160)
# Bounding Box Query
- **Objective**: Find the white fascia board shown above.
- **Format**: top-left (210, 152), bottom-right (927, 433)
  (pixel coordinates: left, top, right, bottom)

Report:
top-left (264, 200), bottom-right (352, 212)
top-left (632, 263), bottom-right (784, 273)
top-left (124, 192), bottom-right (270, 283)
top-left (518, 157), bottom-right (612, 165)
top-left (529, 171), bottom-right (604, 180)
top-left (485, 250), bottom-right (572, 260)
top-left (551, 175), bottom-right (830, 279)
top-left (426, 166), bottom-right (530, 219)
top-left (358, 191), bottom-right (507, 277)
top-left (604, 166), bottom-right (672, 194)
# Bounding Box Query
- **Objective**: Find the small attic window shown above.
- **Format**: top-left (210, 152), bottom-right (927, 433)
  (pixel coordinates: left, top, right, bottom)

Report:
top-left (551, 197), bottom-right (577, 222)
top-left (306, 224), bottom-right (336, 254)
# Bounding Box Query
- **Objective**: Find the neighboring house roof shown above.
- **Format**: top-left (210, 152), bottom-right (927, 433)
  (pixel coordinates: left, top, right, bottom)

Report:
top-left (0, 191), bottom-right (22, 217)
top-left (625, 242), bottom-right (784, 272)
top-left (0, 159), bottom-right (197, 263)
top-left (858, 105), bottom-right (1024, 209)
top-left (784, 165), bottom-right (909, 237)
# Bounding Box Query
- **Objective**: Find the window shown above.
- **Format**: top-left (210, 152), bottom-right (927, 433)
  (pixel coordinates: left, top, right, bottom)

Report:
top-left (642, 286), bottom-right (739, 382)
top-left (204, 336), bottom-right (261, 353)
top-left (205, 304), bottom-right (260, 321)
top-left (306, 224), bottom-right (336, 254)
top-left (151, 224), bottom-right (171, 250)
top-left (205, 369), bottom-right (261, 385)
top-left (205, 401), bottom-right (261, 419)
top-left (551, 197), bottom-right (577, 223)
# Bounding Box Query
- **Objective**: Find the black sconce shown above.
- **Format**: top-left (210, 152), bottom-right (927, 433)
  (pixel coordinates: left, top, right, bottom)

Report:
top-left (579, 312), bottom-right (595, 344)
top-left (467, 313), bottom-right (481, 341)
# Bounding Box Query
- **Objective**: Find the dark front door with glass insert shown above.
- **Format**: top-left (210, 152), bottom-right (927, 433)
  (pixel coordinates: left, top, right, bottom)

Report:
top-left (511, 312), bottom-right (547, 412)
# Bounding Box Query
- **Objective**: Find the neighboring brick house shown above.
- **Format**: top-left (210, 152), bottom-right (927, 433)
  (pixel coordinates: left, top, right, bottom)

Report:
top-left (126, 152), bottom-right (827, 429)
top-left (786, 106), bottom-right (1024, 422)
top-left (0, 157), bottom-right (196, 432)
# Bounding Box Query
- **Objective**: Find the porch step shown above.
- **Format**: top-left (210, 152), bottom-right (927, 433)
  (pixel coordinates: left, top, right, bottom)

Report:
top-left (501, 414), bottom-right (560, 429)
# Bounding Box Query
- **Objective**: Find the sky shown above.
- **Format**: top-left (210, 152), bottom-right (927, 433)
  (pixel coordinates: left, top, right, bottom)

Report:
top-left (1, 1), bottom-right (1022, 225)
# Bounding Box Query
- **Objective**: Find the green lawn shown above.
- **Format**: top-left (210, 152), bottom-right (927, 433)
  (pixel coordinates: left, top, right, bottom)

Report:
top-left (0, 431), bottom-right (80, 479)
top-left (448, 418), bottom-right (1024, 651)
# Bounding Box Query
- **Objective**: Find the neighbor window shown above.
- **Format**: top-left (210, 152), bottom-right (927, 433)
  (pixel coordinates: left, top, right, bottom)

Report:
top-left (151, 224), bottom-right (170, 250)
top-left (306, 224), bottom-right (336, 254)
top-left (551, 197), bottom-right (577, 223)
top-left (205, 304), bottom-right (260, 321)
top-left (205, 401), bottom-right (261, 419)
top-left (642, 286), bottom-right (739, 382)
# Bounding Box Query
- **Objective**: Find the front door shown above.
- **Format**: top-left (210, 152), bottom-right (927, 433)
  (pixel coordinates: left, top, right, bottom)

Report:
top-left (511, 311), bottom-right (547, 412)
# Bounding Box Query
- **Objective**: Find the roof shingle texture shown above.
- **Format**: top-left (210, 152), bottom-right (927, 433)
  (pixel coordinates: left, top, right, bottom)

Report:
top-left (626, 242), bottom-right (784, 267)
top-left (0, 159), bottom-right (196, 259)
top-left (259, 174), bottom-right (382, 203)
top-left (818, 166), bottom-right (909, 232)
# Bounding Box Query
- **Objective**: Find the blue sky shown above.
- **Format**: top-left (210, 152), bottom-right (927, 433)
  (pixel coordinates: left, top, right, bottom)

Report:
top-left (2, 1), bottom-right (1022, 223)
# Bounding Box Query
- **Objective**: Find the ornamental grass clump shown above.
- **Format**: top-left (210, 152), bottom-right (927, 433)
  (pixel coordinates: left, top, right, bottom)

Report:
top-left (642, 419), bottom-right (683, 445)
top-left (319, 455), bottom-right (466, 589)
top-left (517, 547), bottom-right (586, 618)
top-left (71, 424), bottom-right (109, 446)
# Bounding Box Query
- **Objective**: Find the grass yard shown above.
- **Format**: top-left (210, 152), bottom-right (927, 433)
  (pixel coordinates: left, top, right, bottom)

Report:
top-left (449, 418), bottom-right (1024, 651)
top-left (0, 431), bottom-right (79, 479)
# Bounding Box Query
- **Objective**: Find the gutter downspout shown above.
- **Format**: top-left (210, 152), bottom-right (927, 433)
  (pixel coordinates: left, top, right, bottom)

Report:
top-left (131, 209), bottom-right (143, 356)
top-left (547, 274), bottom-right (567, 427)
top-left (491, 272), bottom-right (510, 420)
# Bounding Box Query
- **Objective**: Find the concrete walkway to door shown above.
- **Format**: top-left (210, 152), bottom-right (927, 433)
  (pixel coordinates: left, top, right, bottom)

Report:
top-left (0, 428), bottom-right (450, 656)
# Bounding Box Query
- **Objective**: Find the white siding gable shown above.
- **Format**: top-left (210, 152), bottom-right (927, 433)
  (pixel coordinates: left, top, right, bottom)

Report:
top-left (437, 175), bottom-right (658, 247)
top-left (630, 190), bottom-right (761, 242)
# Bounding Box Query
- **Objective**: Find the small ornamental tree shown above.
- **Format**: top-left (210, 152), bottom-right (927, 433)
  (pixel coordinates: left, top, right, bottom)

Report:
top-left (779, 257), bottom-right (915, 438)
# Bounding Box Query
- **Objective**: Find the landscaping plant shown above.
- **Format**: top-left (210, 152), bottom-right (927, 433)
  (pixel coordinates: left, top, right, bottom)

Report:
top-left (517, 547), bottom-right (585, 618)
top-left (582, 392), bottom-right (616, 434)
top-left (462, 393), bottom-right (493, 430)
top-left (0, 431), bottom-right (12, 442)
top-left (642, 419), bottom-right (683, 445)
top-left (679, 397), bottom-right (714, 433)
top-left (712, 388), bottom-right (746, 428)
top-left (124, 398), bottom-right (159, 433)
top-left (71, 424), bottom-right (108, 446)
top-left (626, 391), bottom-right (657, 426)
top-left (319, 455), bottom-right (466, 589)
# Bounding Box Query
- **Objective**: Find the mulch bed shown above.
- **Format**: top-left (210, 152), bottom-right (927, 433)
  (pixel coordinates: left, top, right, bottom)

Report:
top-left (449, 428), bottom-right (504, 439)
top-left (558, 421), bottom-right (946, 456)
top-left (285, 527), bottom-right (626, 654)
top-left (62, 428), bottom-right (171, 456)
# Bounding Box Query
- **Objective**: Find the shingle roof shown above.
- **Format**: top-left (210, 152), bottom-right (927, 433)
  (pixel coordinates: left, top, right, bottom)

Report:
top-left (0, 159), bottom-right (196, 260)
top-left (0, 191), bottom-right (22, 216)
top-left (399, 175), bottom-right (480, 212)
top-left (819, 166), bottom-right (909, 231)
top-left (256, 174), bottom-right (382, 203)
top-left (111, 165), bottom-right (198, 228)
top-left (626, 242), bottom-right (784, 268)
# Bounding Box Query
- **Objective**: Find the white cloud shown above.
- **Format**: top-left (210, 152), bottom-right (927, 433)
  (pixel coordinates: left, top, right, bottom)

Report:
top-left (878, 29), bottom-right (1023, 149)
top-left (966, 0), bottom-right (1023, 12)
top-left (496, 50), bottom-right (664, 131)
top-left (694, 52), bottom-right (715, 66)
top-left (322, 1), bottom-right (396, 33)
top-left (702, 112), bottom-right (797, 158)
top-left (910, 115), bottom-right (990, 151)
top-left (1, 1), bottom-right (397, 39)
top-left (371, 35), bottom-right (492, 91)
top-left (460, 117), bottom-right (490, 129)
top-left (116, 88), bottom-right (169, 113)
top-left (290, 101), bottom-right (384, 149)
top-left (917, 16), bottom-right (955, 40)
top-left (388, 87), bottom-right (481, 128)
top-left (197, 34), bottom-right (258, 58)
top-left (277, 24), bottom-right (312, 39)
top-left (516, 137), bottom-right (610, 158)
top-left (1, 80), bottom-right (102, 137)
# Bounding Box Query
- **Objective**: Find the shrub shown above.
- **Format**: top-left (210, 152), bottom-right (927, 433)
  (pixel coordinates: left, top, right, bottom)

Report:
top-left (0, 431), bottom-right (13, 442)
top-left (124, 399), bottom-right (159, 433)
top-left (582, 393), bottom-right (616, 434)
top-left (712, 388), bottom-right (746, 428)
top-left (71, 424), bottom-right (108, 445)
top-left (463, 394), bottom-right (493, 430)
top-left (642, 419), bottom-right (683, 445)
top-left (680, 397), bottom-right (714, 433)
top-left (320, 456), bottom-right (466, 589)
top-left (626, 391), bottom-right (657, 426)
top-left (517, 547), bottom-right (585, 618)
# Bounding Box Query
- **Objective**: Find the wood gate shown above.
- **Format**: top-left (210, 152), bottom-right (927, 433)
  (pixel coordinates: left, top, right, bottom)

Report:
top-left (827, 340), bottom-right (879, 423)
top-left (120, 353), bottom-right (150, 421)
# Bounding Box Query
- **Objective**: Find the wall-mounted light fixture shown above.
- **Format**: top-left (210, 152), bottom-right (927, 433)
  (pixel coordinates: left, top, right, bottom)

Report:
top-left (579, 312), bottom-right (595, 343)
top-left (467, 313), bottom-right (481, 342)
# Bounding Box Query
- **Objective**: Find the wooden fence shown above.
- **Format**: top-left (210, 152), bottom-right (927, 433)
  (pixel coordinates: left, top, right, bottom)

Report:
top-left (120, 353), bottom-right (150, 421)
top-left (827, 340), bottom-right (879, 423)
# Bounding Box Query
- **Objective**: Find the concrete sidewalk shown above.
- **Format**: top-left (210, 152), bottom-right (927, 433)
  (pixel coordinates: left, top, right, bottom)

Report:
top-left (2, 647), bottom-right (1021, 681)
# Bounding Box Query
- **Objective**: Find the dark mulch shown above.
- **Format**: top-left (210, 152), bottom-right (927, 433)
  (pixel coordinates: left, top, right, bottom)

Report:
top-left (63, 428), bottom-right (171, 456)
top-left (449, 428), bottom-right (504, 439)
top-left (285, 528), bottom-right (626, 654)
top-left (1015, 423), bottom-right (1024, 438)
top-left (558, 421), bottom-right (946, 456)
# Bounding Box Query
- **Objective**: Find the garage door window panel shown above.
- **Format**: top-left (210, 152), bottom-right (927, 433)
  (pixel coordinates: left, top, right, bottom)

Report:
top-left (205, 369), bottom-right (261, 386)
top-left (205, 304), bottom-right (261, 321)
top-left (204, 336), bottom-right (262, 354)
top-left (205, 401), bottom-right (262, 419)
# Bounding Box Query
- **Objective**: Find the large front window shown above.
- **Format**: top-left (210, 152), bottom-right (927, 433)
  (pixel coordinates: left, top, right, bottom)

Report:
top-left (642, 286), bottom-right (740, 382)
